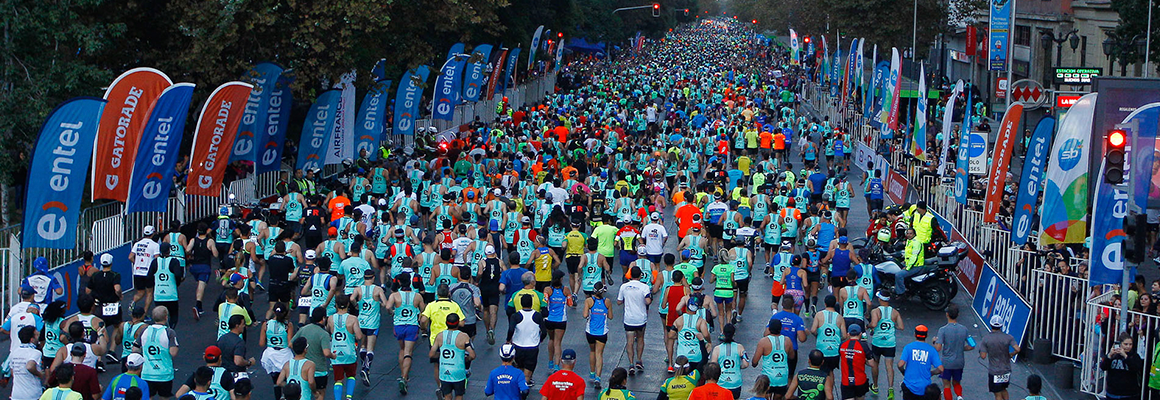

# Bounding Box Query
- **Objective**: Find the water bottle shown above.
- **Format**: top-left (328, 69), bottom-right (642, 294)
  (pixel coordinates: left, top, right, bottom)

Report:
top-left (967, 335), bottom-right (977, 348)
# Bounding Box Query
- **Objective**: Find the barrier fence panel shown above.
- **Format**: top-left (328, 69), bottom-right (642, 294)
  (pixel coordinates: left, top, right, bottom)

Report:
top-left (1080, 291), bottom-right (1160, 399)
top-left (1029, 269), bottom-right (1090, 362)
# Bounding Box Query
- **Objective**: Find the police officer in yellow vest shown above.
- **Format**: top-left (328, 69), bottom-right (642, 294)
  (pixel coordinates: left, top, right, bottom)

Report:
top-left (894, 227), bottom-right (928, 295)
top-left (910, 201), bottom-right (935, 245)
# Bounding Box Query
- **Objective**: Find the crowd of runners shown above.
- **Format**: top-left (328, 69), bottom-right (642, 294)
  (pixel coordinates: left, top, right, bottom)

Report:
top-left (1, 17), bottom-right (1044, 400)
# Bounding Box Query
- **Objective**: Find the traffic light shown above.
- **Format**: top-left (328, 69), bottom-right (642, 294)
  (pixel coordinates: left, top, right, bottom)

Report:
top-left (557, 32), bottom-right (563, 38)
top-left (684, 8), bottom-right (689, 16)
top-left (652, 3), bottom-right (660, 17)
top-left (804, 36), bottom-right (811, 45)
top-left (1126, 213), bottom-right (1147, 263)
top-left (752, 19), bottom-right (758, 24)
top-left (1106, 129), bottom-right (1127, 184)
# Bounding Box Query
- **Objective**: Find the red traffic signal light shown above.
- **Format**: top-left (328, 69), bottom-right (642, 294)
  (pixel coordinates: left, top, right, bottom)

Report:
top-left (1106, 129), bottom-right (1127, 184)
top-left (653, 3), bottom-right (659, 9)
top-left (752, 19), bottom-right (757, 24)
top-left (804, 37), bottom-right (811, 44)
top-left (652, 3), bottom-right (660, 17)
top-left (557, 32), bottom-right (563, 38)
top-left (1109, 129), bottom-right (1127, 148)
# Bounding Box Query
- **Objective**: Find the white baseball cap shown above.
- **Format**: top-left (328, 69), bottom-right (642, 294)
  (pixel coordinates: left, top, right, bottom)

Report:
top-left (142, 225), bottom-right (155, 235)
top-left (305, 250), bottom-right (317, 260)
top-left (989, 315), bottom-right (1005, 329)
top-left (125, 353), bottom-right (145, 368)
top-left (485, 245), bottom-right (496, 255)
top-left (650, 212), bottom-right (660, 221)
top-left (100, 253), bottom-right (114, 266)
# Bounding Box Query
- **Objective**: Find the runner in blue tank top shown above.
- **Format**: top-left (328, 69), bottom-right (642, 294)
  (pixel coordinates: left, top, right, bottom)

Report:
top-left (584, 281), bottom-right (613, 385)
top-left (544, 272), bottom-right (571, 372)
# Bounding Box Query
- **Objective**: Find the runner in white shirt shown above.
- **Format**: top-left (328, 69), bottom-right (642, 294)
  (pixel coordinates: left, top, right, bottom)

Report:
top-left (129, 226), bottom-right (160, 314)
top-left (617, 266), bottom-right (652, 375)
top-left (8, 325), bottom-right (43, 400)
top-left (641, 212), bottom-right (669, 264)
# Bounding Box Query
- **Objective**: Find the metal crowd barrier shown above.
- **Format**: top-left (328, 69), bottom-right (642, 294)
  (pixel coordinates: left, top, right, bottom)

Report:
top-left (1030, 269), bottom-right (1091, 362)
top-left (1080, 290), bottom-right (1160, 399)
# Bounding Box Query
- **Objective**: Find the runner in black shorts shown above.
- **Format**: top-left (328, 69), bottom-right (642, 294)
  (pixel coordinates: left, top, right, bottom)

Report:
top-left (565, 255), bottom-right (581, 275)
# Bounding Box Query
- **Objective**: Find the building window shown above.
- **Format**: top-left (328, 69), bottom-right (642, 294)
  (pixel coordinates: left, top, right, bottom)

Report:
top-left (1015, 25), bottom-right (1032, 46)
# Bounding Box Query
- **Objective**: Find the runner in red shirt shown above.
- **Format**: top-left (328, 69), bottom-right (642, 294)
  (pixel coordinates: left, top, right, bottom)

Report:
top-left (839, 324), bottom-right (873, 400)
top-left (540, 349), bottom-right (586, 400)
top-left (688, 362), bottom-right (735, 400)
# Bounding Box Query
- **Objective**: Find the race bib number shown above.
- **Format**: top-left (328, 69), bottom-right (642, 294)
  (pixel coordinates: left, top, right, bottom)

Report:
top-left (992, 373), bottom-right (1010, 384)
top-left (102, 303), bottom-right (121, 316)
top-left (297, 297), bottom-right (312, 308)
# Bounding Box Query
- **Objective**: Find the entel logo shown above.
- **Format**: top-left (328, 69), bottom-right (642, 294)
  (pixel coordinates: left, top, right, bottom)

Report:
top-left (980, 275), bottom-right (1016, 332)
top-left (398, 112), bottom-right (413, 132)
top-left (141, 172), bottom-right (166, 200)
top-left (39, 120), bottom-right (84, 241)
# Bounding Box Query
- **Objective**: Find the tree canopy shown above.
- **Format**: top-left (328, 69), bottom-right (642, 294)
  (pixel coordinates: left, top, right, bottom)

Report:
top-left (0, 0), bottom-right (702, 186)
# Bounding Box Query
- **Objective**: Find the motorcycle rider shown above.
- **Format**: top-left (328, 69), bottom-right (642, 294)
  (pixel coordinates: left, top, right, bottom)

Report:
top-left (894, 228), bottom-right (929, 297)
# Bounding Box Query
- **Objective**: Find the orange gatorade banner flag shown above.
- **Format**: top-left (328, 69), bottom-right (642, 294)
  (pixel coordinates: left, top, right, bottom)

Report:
top-left (91, 68), bottom-right (172, 201)
top-left (984, 103), bottom-right (1024, 222)
top-left (186, 82), bottom-right (253, 196)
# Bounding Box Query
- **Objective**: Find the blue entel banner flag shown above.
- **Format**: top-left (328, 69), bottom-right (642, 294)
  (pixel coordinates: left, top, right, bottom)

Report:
top-left (231, 62), bottom-right (283, 163)
top-left (125, 83), bottom-right (196, 214)
top-left (256, 74), bottom-right (295, 174)
top-left (463, 45), bottom-right (494, 102)
top-left (501, 47), bottom-right (521, 95)
top-left (1090, 155), bottom-right (1130, 286)
top-left (433, 43), bottom-right (466, 121)
top-left (954, 92), bottom-right (974, 204)
top-left (870, 62), bottom-right (889, 130)
top-left (1126, 104), bottom-right (1160, 209)
top-left (393, 66), bottom-right (430, 136)
top-left (1011, 116), bottom-right (1056, 245)
top-left (355, 80), bottom-right (391, 160)
top-left (23, 97), bottom-right (105, 249)
top-left (296, 90), bottom-right (341, 172)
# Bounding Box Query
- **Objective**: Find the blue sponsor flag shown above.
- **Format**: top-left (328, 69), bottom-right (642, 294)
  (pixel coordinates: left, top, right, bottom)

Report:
top-left (433, 44), bottom-right (466, 121)
top-left (1090, 156), bottom-right (1130, 286)
top-left (1127, 105), bottom-right (1160, 209)
top-left (230, 62), bottom-right (283, 163)
top-left (954, 92), bottom-right (974, 204)
top-left (1011, 116), bottom-right (1055, 244)
top-left (23, 97), bottom-right (105, 249)
top-left (256, 75), bottom-right (295, 174)
top-left (502, 48), bottom-right (521, 94)
top-left (393, 66), bottom-right (431, 136)
top-left (463, 45), bottom-right (494, 102)
top-left (355, 80), bottom-right (391, 160)
top-left (296, 90), bottom-right (341, 172)
top-left (125, 84), bottom-right (196, 214)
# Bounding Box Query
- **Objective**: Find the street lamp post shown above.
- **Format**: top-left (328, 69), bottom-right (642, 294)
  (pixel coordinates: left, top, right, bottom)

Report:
top-left (1103, 33), bottom-right (1146, 76)
top-left (1041, 29), bottom-right (1079, 89)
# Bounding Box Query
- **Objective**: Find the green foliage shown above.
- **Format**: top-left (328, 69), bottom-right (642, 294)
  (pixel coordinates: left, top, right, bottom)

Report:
top-left (1111, 0), bottom-right (1156, 70)
top-left (0, 0), bottom-right (683, 189)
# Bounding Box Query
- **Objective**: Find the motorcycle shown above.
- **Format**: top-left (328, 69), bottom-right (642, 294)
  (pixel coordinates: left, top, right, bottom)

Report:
top-left (853, 237), bottom-right (967, 310)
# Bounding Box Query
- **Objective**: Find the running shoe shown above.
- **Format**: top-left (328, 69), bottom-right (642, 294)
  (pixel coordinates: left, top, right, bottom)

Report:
top-left (589, 372), bottom-right (596, 381)
top-left (667, 365), bottom-right (675, 373)
top-left (105, 353), bottom-right (120, 364)
top-left (735, 313), bottom-right (744, 323)
top-left (634, 362), bottom-right (644, 374)
top-left (887, 388), bottom-right (895, 400)
top-left (487, 330), bottom-right (496, 345)
top-left (548, 361), bottom-right (556, 371)
top-left (192, 307), bottom-right (202, 322)
top-left (361, 369), bottom-right (371, 386)
top-left (628, 366), bottom-right (636, 376)
top-left (870, 384), bottom-right (878, 393)
top-left (593, 376), bottom-right (602, 390)
top-left (435, 388), bottom-right (442, 400)
top-left (398, 378), bottom-right (407, 394)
